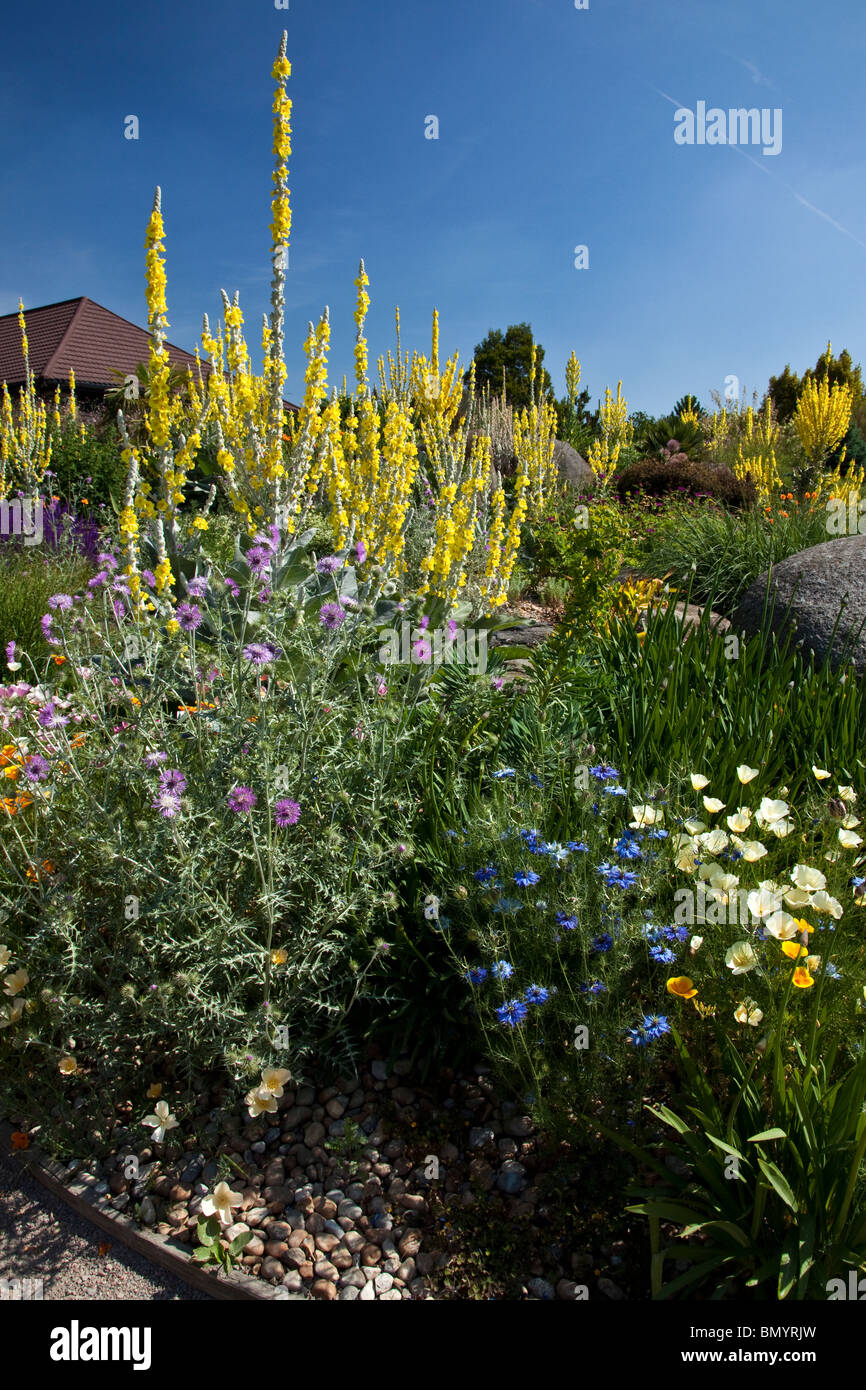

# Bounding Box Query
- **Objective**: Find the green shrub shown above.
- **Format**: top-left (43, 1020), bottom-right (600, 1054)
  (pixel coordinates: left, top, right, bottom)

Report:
top-left (615, 456), bottom-right (756, 509)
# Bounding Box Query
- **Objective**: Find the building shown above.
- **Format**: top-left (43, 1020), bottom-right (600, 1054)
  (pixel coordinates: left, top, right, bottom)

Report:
top-left (0, 297), bottom-right (298, 412)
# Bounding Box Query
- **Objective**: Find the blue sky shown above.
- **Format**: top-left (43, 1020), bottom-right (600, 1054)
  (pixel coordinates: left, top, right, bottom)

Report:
top-left (2, 0), bottom-right (864, 416)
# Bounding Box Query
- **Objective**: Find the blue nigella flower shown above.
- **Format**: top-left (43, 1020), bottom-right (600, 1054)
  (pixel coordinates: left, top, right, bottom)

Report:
top-left (825, 962), bottom-right (842, 980)
top-left (466, 967), bottom-right (488, 984)
top-left (555, 911), bottom-right (579, 931)
top-left (566, 841), bottom-right (589, 853)
top-left (474, 865), bottom-right (498, 884)
top-left (589, 765), bottom-right (620, 781)
top-left (490, 960), bottom-right (515, 980)
top-left (496, 998), bottom-right (529, 1027)
top-left (514, 870), bottom-right (541, 887)
top-left (493, 897), bottom-right (523, 915)
top-left (492, 768), bottom-right (516, 779)
top-left (649, 945), bottom-right (677, 965)
top-left (524, 984), bottom-right (550, 1005)
top-left (579, 980), bottom-right (608, 995)
top-left (592, 933), bottom-right (614, 953)
top-left (603, 786), bottom-right (628, 797)
top-left (545, 842), bottom-right (570, 862)
top-left (527, 773), bottom-right (543, 788)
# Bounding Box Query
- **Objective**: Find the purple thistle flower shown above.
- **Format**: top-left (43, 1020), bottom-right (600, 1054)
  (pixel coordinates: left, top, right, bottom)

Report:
top-left (36, 700), bottom-right (69, 729)
top-left (224, 578), bottom-right (240, 599)
top-left (98, 552), bottom-right (119, 571)
top-left (319, 602), bottom-right (347, 631)
top-left (447, 619), bottom-right (458, 641)
top-left (23, 754), bottom-right (50, 781)
top-left (355, 541), bottom-right (367, 564)
top-left (419, 615), bottom-right (430, 631)
top-left (228, 785), bottom-right (257, 814)
top-left (412, 639), bottom-right (432, 663)
top-left (274, 798), bottom-right (301, 827)
top-left (491, 676), bottom-right (504, 691)
top-left (142, 570), bottom-right (156, 588)
top-left (5, 641), bottom-right (15, 661)
top-left (143, 750), bottom-right (168, 769)
top-left (316, 555), bottom-right (341, 575)
top-left (243, 642), bottom-right (280, 665)
top-left (87, 572), bottom-right (109, 589)
top-left (48, 593), bottom-right (74, 611)
top-left (152, 789), bottom-right (182, 819)
top-left (257, 586), bottom-right (272, 603)
top-left (159, 769), bottom-right (187, 794)
top-left (186, 577), bottom-right (209, 598)
top-left (113, 599), bottom-right (126, 621)
top-left (176, 602), bottom-right (203, 632)
top-left (245, 545), bottom-right (272, 576)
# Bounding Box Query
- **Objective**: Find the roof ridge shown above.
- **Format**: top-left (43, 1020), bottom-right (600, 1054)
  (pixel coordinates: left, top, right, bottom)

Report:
top-left (41, 297), bottom-right (91, 379)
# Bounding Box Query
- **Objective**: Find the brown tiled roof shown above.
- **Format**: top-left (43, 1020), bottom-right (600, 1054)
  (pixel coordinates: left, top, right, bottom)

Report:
top-left (0, 297), bottom-right (206, 389)
top-left (0, 297), bottom-right (299, 409)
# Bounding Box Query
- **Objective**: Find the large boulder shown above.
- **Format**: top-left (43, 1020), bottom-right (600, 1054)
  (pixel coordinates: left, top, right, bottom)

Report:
top-left (553, 439), bottom-right (596, 491)
top-left (731, 535), bottom-right (866, 674)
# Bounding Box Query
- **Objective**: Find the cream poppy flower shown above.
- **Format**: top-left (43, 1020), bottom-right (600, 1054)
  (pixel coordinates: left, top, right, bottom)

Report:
top-left (0, 998), bottom-right (25, 1029)
top-left (791, 864), bottom-right (827, 893)
top-left (201, 1180), bottom-right (244, 1226)
top-left (731, 836), bottom-right (768, 862)
top-left (245, 1087), bottom-right (278, 1118)
top-left (812, 766), bottom-right (831, 780)
top-left (684, 818), bottom-right (707, 836)
top-left (811, 890), bottom-right (843, 919)
top-left (734, 999), bottom-right (763, 1026)
top-left (699, 828), bottom-right (729, 855)
top-left (736, 765), bottom-right (760, 784)
top-left (689, 935), bottom-right (704, 954)
top-left (703, 797), bottom-right (726, 814)
top-left (0, 946), bottom-right (10, 970)
top-left (675, 842), bottom-right (699, 873)
top-left (839, 829), bottom-right (863, 849)
top-left (755, 797), bottom-right (791, 827)
top-left (630, 805), bottom-right (663, 828)
top-left (783, 888), bottom-right (813, 909)
top-left (805, 954), bottom-right (821, 972)
top-left (747, 886), bottom-right (783, 920)
top-left (764, 911), bottom-right (800, 940)
top-left (141, 1100), bottom-right (179, 1144)
top-left (837, 786), bottom-right (857, 803)
top-left (3, 969), bottom-right (29, 997)
top-left (726, 942), bottom-right (758, 974)
top-left (726, 809), bottom-right (752, 833)
top-left (842, 814), bottom-right (861, 829)
top-left (58, 1055), bottom-right (77, 1075)
top-left (260, 1067), bottom-right (291, 1098)
top-left (690, 773), bottom-right (710, 791)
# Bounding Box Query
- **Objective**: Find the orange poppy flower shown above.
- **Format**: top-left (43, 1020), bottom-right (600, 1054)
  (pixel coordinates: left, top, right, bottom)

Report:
top-left (10, 1131), bottom-right (29, 1150)
top-left (25, 859), bottom-right (55, 882)
top-left (792, 966), bottom-right (814, 989)
top-left (2, 792), bottom-right (33, 816)
top-left (52, 655), bottom-right (67, 666)
top-left (68, 734), bottom-right (87, 749)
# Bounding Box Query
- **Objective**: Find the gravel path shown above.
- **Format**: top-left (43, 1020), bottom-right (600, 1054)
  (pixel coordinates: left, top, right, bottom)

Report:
top-left (0, 1152), bottom-right (211, 1301)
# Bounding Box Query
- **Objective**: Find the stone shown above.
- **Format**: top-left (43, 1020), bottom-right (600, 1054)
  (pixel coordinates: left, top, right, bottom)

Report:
top-left (338, 1285), bottom-right (359, 1300)
top-left (339, 1268), bottom-right (367, 1289)
top-left (264, 1240), bottom-right (289, 1259)
top-left (298, 1261), bottom-right (315, 1281)
top-left (370, 1059), bottom-right (388, 1081)
top-left (315, 1196), bottom-right (338, 1219)
top-left (139, 1197), bottom-right (156, 1226)
top-left (379, 1289), bottom-right (403, 1300)
top-left (343, 1230), bottom-right (365, 1253)
top-left (597, 1276), bottom-right (625, 1300)
top-left (325, 1098), bottom-right (345, 1119)
top-left (527, 1277), bottom-right (556, 1300)
top-left (311, 1279), bottom-right (337, 1300)
top-left (244, 1235), bottom-right (265, 1257)
top-left (281, 1271), bottom-right (303, 1293)
top-left (392, 1087), bottom-right (415, 1106)
top-left (314, 1259), bottom-right (339, 1281)
top-left (315, 1233), bottom-right (340, 1254)
top-left (503, 1114), bottom-right (534, 1139)
top-left (556, 1279), bottom-right (580, 1300)
top-left (375, 1271), bottom-right (394, 1293)
top-left (554, 437), bottom-right (596, 489)
top-left (359, 1279), bottom-right (375, 1300)
top-left (303, 1121), bottom-right (326, 1148)
top-left (731, 534), bottom-right (866, 673)
top-left (295, 1085), bottom-right (316, 1107)
top-left (397, 1230), bottom-right (422, 1259)
top-left (496, 1160), bottom-right (526, 1195)
top-left (396, 1193), bottom-right (427, 1214)
top-left (395, 1258), bottom-right (416, 1283)
top-left (488, 624), bottom-right (555, 652)
top-left (260, 1256), bottom-right (286, 1281)
top-left (361, 1243), bottom-right (382, 1266)
top-left (224, 1222), bottom-right (250, 1243)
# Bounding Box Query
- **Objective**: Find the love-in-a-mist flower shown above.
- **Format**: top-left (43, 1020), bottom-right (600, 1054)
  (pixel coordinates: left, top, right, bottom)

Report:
top-left (201, 1181), bottom-right (244, 1226)
top-left (142, 1100), bottom-right (179, 1143)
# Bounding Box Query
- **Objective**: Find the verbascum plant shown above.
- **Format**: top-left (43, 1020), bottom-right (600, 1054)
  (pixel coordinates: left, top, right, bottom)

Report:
top-left (794, 371), bottom-right (852, 468)
top-left (512, 346), bottom-right (559, 522)
top-left (0, 305), bottom-right (52, 500)
top-left (587, 381), bottom-right (631, 479)
top-left (409, 310), bottom-right (464, 436)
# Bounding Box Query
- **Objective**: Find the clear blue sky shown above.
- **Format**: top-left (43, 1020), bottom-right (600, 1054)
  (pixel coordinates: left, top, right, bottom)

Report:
top-left (2, 0), bottom-right (864, 416)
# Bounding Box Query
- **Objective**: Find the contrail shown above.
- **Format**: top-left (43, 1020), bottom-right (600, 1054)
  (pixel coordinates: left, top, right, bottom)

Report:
top-left (649, 85), bottom-right (866, 254)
